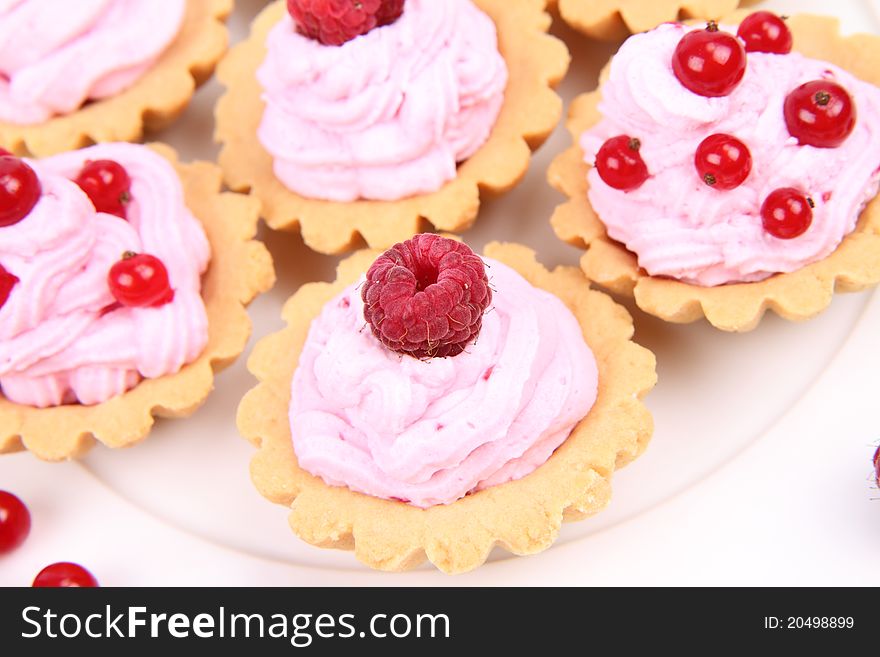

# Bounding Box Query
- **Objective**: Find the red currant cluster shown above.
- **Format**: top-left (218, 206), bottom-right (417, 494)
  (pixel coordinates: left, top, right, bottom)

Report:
top-left (0, 151), bottom-right (175, 311)
top-left (0, 490), bottom-right (98, 586)
top-left (595, 12), bottom-right (857, 241)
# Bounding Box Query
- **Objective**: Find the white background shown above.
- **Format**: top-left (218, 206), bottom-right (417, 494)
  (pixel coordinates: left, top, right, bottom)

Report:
top-left (2, 0), bottom-right (879, 586)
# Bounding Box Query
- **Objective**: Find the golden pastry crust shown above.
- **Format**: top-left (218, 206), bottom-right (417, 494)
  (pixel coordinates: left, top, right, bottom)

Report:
top-left (214, 0), bottom-right (570, 255)
top-left (0, 0), bottom-right (232, 158)
top-left (0, 143), bottom-right (275, 461)
top-left (237, 242), bottom-right (656, 574)
top-left (549, 13), bottom-right (880, 332)
top-left (551, 0), bottom-right (742, 41)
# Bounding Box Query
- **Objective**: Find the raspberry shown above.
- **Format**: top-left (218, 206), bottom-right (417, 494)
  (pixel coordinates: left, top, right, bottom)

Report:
top-left (362, 235), bottom-right (491, 359)
top-left (287, 0), bottom-right (403, 46)
top-left (375, 0), bottom-right (404, 26)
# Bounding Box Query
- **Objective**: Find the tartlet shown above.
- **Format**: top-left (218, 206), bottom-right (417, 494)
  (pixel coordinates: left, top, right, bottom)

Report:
top-left (549, 13), bottom-right (880, 331)
top-left (0, 0), bottom-right (232, 158)
top-left (237, 241), bottom-right (655, 574)
top-left (0, 143), bottom-right (275, 461)
top-left (215, 0), bottom-right (569, 255)
top-left (551, 0), bottom-right (742, 41)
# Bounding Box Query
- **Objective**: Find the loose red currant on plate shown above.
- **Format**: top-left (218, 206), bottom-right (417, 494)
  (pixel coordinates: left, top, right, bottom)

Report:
top-left (873, 445), bottom-right (880, 488)
top-left (0, 155), bottom-right (41, 228)
top-left (595, 135), bottom-right (650, 191)
top-left (784, 80), bottom-right (856, 148)
top-left (0, 491), bottom-right (31, 554)
top-left (0, 263), bottom-right (18, 311)
top-left (695, 134), bottom-right (752, 189)
top-left (33, 562), bottom-right (99, 588)
top-left (761, 187), bottom-right (813, 239)
top-left (736, 11), bottom-right (793, 54)
top-left (75, 159), bottom-right (132, 219)
top-left (672, 21), bottom-right (747, 97)
top-left (108, 252), bottom-right (175, 308)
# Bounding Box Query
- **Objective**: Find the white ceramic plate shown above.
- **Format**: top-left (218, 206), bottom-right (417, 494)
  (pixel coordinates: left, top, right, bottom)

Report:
top-left (2, 0), bottom-right (879, 586)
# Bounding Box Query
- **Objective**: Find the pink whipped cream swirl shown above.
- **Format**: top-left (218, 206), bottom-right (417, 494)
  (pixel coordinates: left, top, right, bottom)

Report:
top-left (256, 0), bottom-right (508, 202)
top-left (0, 143), bottom-right (210, 408)
top-left (290, 260), bottom-right (598, 508)
top-left (581, 23), bottom-right (880, 287)
top-left (0, 0), bottom-right (185, 125)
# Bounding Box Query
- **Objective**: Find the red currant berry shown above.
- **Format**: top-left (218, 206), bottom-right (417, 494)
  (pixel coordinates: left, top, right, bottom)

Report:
top-left (0, 263), bottom-right (18, 311)
top-left (108, 252), bottom-right (175, 308)
top-left (737, 11), bottom-right (793, 54)
top-left (0, 491), bottom-right (31, 554)
top-left (33, 562), bottom-right (99, 588)
top-left (873, 445), bottom-right (880, 488)
top-left (694, 134), bottom-right (752, 190)
top-left (595, 135), bottom-right (650, 191)
top-left (75, 159), bottom-right (132, 219)
top-left (0, 156), bottom-right (41, 228)
top-left (0, 148), bottom-right (11, 157)
top-left (761, 188), bottom-right (814, 239)
top-left (784, 80), bottom-right (856, 148)
top-left (672, 21), bottom-right (747, 97)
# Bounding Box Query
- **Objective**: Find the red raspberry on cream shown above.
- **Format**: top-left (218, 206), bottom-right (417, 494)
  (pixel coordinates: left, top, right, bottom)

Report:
top-left (362, 235), bottom-right (491, 359)
top-left (375, 0), bottom-right (404, 27)
top-left (286, 0), bottom-right (404, 46)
